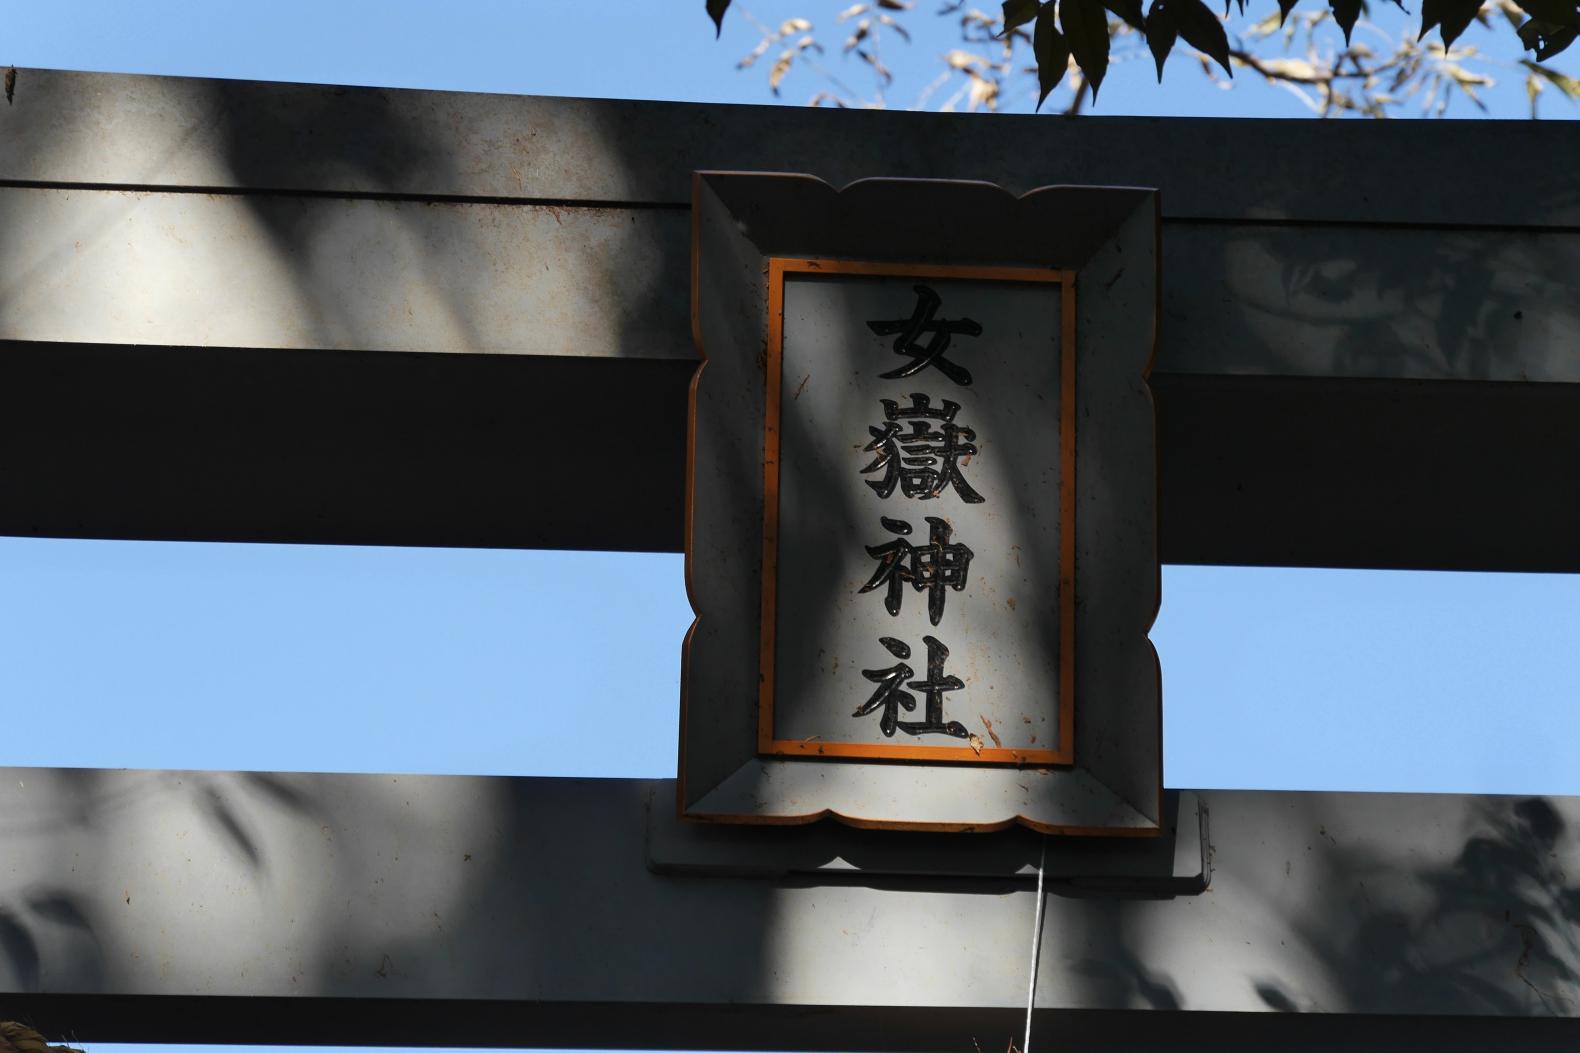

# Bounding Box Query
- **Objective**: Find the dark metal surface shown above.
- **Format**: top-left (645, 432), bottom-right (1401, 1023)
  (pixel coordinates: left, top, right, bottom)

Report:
top-left (6, 342), bottom-right (1580, 573)
top-left (1152, 372), bottom-right (1580, 571)
top-left (0, 341), bottom-right (690, 553)
top-left (8, 997), bottom-right (1580, 1052)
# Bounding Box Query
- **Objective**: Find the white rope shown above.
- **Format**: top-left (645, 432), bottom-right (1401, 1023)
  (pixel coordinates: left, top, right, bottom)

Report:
top-left (1022, 837), bottom-right (1048, 1053)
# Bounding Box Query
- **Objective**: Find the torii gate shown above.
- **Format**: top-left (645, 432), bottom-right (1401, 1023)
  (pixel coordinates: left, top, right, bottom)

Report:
top-left (2, 67), bottom-right (1579, 1051)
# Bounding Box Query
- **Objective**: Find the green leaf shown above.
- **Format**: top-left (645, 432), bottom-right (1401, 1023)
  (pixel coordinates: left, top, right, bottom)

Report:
top-left (1105, 0), bottom-right (1148, 28)
top-left (1174, 0), bottom-right (1234, 73)
top-left (1420, 0), bottom-right (1483, 47)
top-left (1145, 0), bottom-right (1179, 79)
top-left (1517, 0), bottom-right (1580, 25)
top-left (1003, 0), bottom-right (1043, 33)
top-left (1330, 0), bottom-right (1363, 42)
top-left (707, 0), bottom-right (730, 37)
top-left (1061, 0), bottom-right (1111, 97)
top-left (1034, 5), bottom-right (1073, 107)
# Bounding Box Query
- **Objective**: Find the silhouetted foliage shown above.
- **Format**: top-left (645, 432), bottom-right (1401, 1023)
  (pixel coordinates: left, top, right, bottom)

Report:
top-left (710, 0), bottom-right (1579, 116)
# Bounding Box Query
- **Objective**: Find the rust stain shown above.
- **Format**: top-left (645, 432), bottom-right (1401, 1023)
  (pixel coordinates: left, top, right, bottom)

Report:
top-left (1506, 915), bottom-right (1561, 1012)
top-left (1006, 596), bottom-right (1017, 610)
top-left (793, 374), bottom-right (810, 399)
top-left (979, 714), bottom-right (1003, 749)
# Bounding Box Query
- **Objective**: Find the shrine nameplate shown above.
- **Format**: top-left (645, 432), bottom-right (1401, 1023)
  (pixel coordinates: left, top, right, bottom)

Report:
top-left (682, 173), bottom-right (1161, 834)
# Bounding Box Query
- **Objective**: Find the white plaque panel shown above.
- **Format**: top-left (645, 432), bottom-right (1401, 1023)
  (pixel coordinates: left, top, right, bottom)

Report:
top-left (764, 263), bottom-right (1074, 765)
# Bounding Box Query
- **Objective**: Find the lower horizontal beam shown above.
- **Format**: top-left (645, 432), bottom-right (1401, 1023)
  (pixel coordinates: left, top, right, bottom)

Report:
top-left (1, 768), bottom-right (1577, 1049)
top-left (4, 342), bottom-right (1579, 571)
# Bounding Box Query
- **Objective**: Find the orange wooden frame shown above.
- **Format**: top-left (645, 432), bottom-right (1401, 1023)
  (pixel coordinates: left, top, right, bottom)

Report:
top-left (758, 257), bottom-right (1078, 767)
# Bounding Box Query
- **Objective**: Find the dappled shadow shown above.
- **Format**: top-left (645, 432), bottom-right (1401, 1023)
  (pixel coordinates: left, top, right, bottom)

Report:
top-left (204, 78), bottom-right (488, 354)
top-left (1252, 795), bottom-right (1580, 1016)
top-left (1064, 904), bottom-right (1185, 1011)
top-left (192, 78), bottom-right (691, 361)
top-left (0, 890), bottom-right (102, 995)
top-left (303, 778), bottom-right (782, 1009)
top-left (0, 73), bottom-right (690, 360)
top-left (0, 768), bottom-right (327, 997)
top-left (1169, 222), bottom-right (1580, 382)
top-left (11, 767), bottom-right (1580, 1044)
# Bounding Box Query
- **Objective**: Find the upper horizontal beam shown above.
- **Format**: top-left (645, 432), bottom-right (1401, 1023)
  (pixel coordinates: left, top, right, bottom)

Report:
top-left (2, 68), bottom-right (1577, 227)
top-left (2, 185), bottom-right (1575, 384)
top-left (2, 67), bottom-right (1578, 568)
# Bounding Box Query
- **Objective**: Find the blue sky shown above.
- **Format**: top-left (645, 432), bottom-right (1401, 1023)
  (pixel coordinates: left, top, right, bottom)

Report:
top-left (5, 0), bottom-right (1575, 118)
top-left (7, 539), bottom-right (1579, 796)
top-left (4, 2), bottom-right (1579, 1051)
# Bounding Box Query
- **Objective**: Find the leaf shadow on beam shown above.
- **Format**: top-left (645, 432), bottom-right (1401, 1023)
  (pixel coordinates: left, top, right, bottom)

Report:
top-left (1249, 795), bottom-right (1580, 1016)
top-left (1167, 222), bottom-right (1580, 383)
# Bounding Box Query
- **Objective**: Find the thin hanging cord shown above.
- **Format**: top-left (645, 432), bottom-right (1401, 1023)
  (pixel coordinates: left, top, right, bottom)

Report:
top-left (1022, 838), bottom-right (1048, 1053)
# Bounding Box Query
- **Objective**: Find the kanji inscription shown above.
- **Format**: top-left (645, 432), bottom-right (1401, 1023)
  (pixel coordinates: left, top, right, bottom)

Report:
top-left (853, 635), bottom-right (969, 740)
top-left (860, 395), bottom-right (985, 504)
top-left (765, 262), bottom-right (1074, 763)
top-left (866, 284), bottom-right (981, 385)
top-left (858, 515), bottom-right (973, 626)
